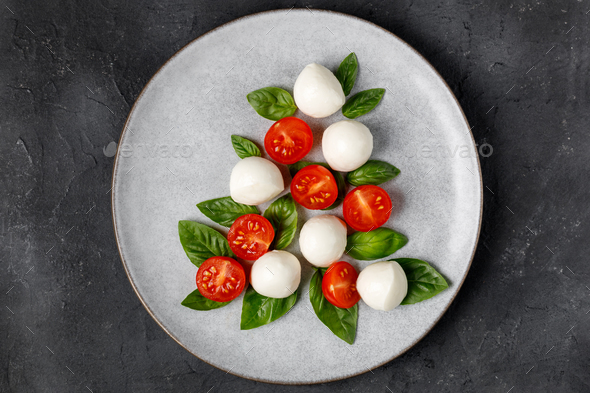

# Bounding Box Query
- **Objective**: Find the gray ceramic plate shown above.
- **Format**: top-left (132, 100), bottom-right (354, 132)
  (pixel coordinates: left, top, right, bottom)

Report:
top-left (112, 9), bottom-right (482, 384)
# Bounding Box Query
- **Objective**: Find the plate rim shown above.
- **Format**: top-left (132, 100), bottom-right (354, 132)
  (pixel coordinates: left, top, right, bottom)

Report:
top-left (111, 8), bottom-right (483, 385)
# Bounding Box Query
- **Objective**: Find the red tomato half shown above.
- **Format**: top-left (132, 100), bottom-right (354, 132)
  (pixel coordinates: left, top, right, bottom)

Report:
top-left (196, 256), bottom-right (246, 302)
top-left (343, 185), bottom-right (392, 232)
top-left (290, 165), bottom-right (338, 210)
top-left (227, 214), bottom-right (275, 260)
top-left (264, 117), bottom-right (313, 164)
top-left (322, 261), bottom-right (361, 309)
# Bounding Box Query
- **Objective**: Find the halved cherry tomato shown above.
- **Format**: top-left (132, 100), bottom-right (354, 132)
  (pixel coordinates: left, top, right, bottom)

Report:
top-left (343, 185), bottom-right (392, 232)
top-left (196, 256), bottom-right (246, 302)
top-left (290, 165), bottom-right (338, 210)
top-left (264, 117), bottom-right (313, 164)
top-left (227, 214), bottom-right (275, 260)
top-left (322, 261), bottom-right (360, 309)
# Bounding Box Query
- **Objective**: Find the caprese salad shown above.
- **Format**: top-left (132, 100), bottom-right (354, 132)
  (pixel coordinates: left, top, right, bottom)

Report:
top-left (178, 53), bottom-right (448, 343)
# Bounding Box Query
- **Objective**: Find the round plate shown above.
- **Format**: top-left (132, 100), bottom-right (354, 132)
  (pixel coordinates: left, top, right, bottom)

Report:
top-left (112, 9), bottom-right (482, 384)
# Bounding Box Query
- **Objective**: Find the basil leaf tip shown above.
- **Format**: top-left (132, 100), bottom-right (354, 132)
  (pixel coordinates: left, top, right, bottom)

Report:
top-left (342, 88), bottom-right (385, 119)
top-left (197, 196), bottom-right (259, 227)
top-left (178, 220), bottom-right (235, 267)
top-left (287, 160), bottom-right (325, 178)
top-left (309, 269), bottom-right (357, 344)
top-left (182, 288), bottom-right (231, 310)
top-left (346, 160), bottom-right (400, 186)
top-left (395, 258), bottom-right (449, 305)
top-left (231, 135), bottom-right (261, 159)
top-left (335, 52), bottom-right (358, 96)
top-left (346, 228), bottom-right (408, 260)
top-left (247, 87), bottom-right (297, 121)
top-left (263, 193), bottom-right (298, 250)
top-left (240, 286), bottom-right (298, 330)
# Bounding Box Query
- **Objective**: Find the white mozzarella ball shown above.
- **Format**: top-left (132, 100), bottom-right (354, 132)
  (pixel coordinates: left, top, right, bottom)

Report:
top-left (230, 156), bottom-right (284, 205)
top-left (322, 120), bottom-right (373, 172)
top-left (299, 215), bottom-right (347, 267)
top-left (356, 261), bottom-right (408, 311)
top-left (250, 250), bottom-right (301, 298)
top-left (293, 63), bottom-right (346, 118)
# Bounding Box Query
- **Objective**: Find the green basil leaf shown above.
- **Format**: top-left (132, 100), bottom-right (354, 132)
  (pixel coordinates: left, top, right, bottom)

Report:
top-left (287, 160), bottom-right (328, 178)
top-left (346, 228), bottom-right (408, 260)
top-left (322, 170), bottom-right (345, 211)
top-left (263, 193), bottom-right (297, 250)
top-left (181, 288), bottom-right (231, 310)
top-left (247, 87), bottom-right (297, 121)
top-left (178, 221), bottom-right (235, 267)
top-left (240, 286), bottom-right (298, 330)
top-left (309, 268), bottom-right (357, 344)
top-left (231, 135), bottom-right (261, 159)
top-left (335, 52), bottom-right (358, 96)
top-left (342, 88), bottom-right (385, 119)
top-left (346, 160), bottom-right (401, 186)
top-left (287, 161), bottom-right (346, 210)
top-left (197, 197), bottom-right (259, 227)
top-left (395, 258), bottom-right (449, 305)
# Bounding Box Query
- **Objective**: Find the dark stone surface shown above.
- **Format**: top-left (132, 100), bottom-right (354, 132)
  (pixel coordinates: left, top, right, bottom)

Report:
top-left (1, 0), bottom-right (589, 392)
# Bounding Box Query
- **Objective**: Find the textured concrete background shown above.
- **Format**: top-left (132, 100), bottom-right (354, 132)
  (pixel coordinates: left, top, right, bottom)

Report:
top-left (1, 0), bottom-right (589, 392)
